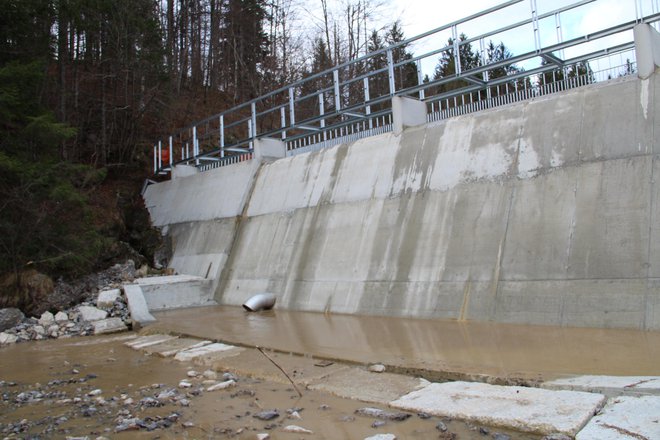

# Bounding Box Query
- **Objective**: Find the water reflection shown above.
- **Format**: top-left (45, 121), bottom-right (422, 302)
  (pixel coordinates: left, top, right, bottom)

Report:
top-left (153, 306), bottom-right (660, 379)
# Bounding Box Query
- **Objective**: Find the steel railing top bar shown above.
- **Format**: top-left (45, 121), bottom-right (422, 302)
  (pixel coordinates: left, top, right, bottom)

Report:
top-left (153, 0), bottom-right (658, 176)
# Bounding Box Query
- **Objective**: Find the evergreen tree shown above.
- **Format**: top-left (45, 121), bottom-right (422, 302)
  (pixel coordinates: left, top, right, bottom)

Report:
top-left (386, 21), bottom-right (417, 92)
top-left (433, 33), bottom-right (480, 96)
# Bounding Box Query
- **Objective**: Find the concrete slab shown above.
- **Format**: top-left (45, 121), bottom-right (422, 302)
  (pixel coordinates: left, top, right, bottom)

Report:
top-left (142, 338), bottom-right (211, 357)
top-left (543, 375), bottom-right (660, 397)
top-left (390, 381), bottom-right (606, 436)
top-left (125, 334), bottom-right (178, 350)
top-left (92, 318), bottom-right (127, 335)
top-left (135, 275), bottom-right (215, 311)
top-left (576, 395), bottom-right (660, 440)
top-left (308, 367), bottom-right (429, 404)
top-left (123, 284), bottom-right (156, 324)
top-left (174, 342), bottom-right (240, 362)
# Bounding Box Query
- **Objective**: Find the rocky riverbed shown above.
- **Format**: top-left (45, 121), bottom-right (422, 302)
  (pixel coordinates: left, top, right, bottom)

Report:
top-left (0, 261), bottom-right (140, 346)
top-left (0, 333), bottom-right (550, 440)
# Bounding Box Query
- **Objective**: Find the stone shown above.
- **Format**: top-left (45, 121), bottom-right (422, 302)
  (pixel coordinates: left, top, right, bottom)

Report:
top-left (364, 434), bottom-right (396, 440)
top-left (253, 410), bottom-right (280, 421)
top-left (96, 289), bottom-right (121, 308)
top-left (390, 382), bottom-right (606, 436)
top-left (91, 318), bottom-right (127, 335)
top-left (256, 434), bottom-right (270, 440)
top-left (368, 364), bottom-right (386, 373)
top-left (187, 370), bottom-right (199, 377)
top-left (54, 311), bottom-right (68, 322)
top-left (206, 380), bottom-right (236, 392)
top-left (178, 380), bottom-right (192, 388)
top-left (203, 370), bottom-right (218, 380)
top-left (282, 425), bottom-right (313, 434)
top-left (0, 308), bottom-right (24, 331)
top-left (0, 332), bottom-right (18, 345)
top-left (78, 306), bottom-right (108, 322)
top-left (33, 325), bottom-right (46, 335)
top-left (355, 407), bottom-right (411, 421)
top-left (38, 311), bottom-right (55, 326)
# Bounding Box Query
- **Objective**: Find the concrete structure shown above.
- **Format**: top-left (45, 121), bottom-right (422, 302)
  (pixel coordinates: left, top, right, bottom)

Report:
top-left (390, 381), bottom-right (606, 436)
top-left (123, 284), bottom-right (156, 325)
top-left (143, 57), bottom-right (660, 330)
top-left (576, 395), bottom-right (660, 440)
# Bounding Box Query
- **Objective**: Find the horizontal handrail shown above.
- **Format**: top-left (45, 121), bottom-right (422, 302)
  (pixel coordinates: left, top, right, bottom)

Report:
top-left (152, 0), bottom-right (660, 176)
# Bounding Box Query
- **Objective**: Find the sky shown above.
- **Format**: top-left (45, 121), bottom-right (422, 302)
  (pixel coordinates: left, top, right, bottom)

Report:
top-left (301, 0), bottom-right (660, 77)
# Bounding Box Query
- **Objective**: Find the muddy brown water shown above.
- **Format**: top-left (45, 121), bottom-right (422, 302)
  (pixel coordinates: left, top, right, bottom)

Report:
top-left (151, 306), bottom-right (660, 381)
top-left (3, 307), bottom-right (660, 439)
top-left (1, 334), bottom-right (534, 439)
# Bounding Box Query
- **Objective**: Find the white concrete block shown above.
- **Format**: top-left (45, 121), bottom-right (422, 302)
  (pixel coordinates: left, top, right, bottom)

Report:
top-left (390, 381), bottom-right (606, 436)
top-left (576, 395), bottom-right (660, 440)
top-left (123, 284), bottom-right (156, 324)
top-left (172, 164), bottom-right (198, 179)
top-left (97, 289), bottom-right (121, 308)
top-left (92, 318), bottom-right (127, 335)
top-left (255, 138), bottom-right (286, 161)
top-left (392, 96), bottom-right (426, 135)
top-left (78, 306), bottom-right (108, 322)
top-left (543, 375), bottom-right (660, 397)
top-left (125, 334), bottom-right (178, 350)
top-left (174, 342), bottom-right (238, 362)
top-left (634, 24), bottom-right (660, 79)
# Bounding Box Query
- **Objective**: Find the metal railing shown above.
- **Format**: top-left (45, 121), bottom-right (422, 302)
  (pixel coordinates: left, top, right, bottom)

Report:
top-left (152, 0), bottom-right (660, 176)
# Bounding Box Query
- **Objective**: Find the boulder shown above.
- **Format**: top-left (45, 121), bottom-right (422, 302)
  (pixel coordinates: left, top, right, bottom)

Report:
top-left (78, 305), bottom-right (108, 322)
top-left (92, 318), bottom-right (127, 335)
top-left (96, 289), bottom-right (121, 308)
top-left (38, 311), bottom-right (55, 326)
top-left (54, 311), bottom-right (68, 322)
top-left (0, 308), bottom-right (24, 331)
top-left (0, 332), bottom-right (18, 345)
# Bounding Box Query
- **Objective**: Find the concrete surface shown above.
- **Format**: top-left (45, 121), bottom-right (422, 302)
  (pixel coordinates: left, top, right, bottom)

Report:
top-left (307, 368), bottom-right (429, 404)
top-left (143, 72), bottom-right (660, 330)
top-left (543, 375), bottom-right (660, 397)
top-left (135, 275), bottom-right (215, 311)
top-left (127, 331), bottom-right (654, 439)
top-left (123, 284), bottom-right (156, 324)
top-left (173, 342), bottom-right (241, 362)
top-left (576, 395), bottom-right (660, 440)
top-left (92, 318), bottom-right (128, 335)
top-left (390, 381), bottom-right (606, 436)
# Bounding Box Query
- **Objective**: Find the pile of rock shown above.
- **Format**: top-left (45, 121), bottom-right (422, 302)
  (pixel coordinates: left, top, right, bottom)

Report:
top-left (0, 290), bottom-right (131, 345)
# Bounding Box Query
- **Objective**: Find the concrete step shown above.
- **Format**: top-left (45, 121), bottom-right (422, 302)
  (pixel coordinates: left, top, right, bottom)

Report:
top-left (542, 375), bottom-right (660, 397)
top-left (134, 275), bottom-right (216, 311)
top-left (390, 381), bottom-right (606, 437)
top-left (576, 395), bottom-right (660, 440)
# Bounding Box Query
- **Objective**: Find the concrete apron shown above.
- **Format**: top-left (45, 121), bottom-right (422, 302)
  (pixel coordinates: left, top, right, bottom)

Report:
top-left (126, 332), bottom-right (660, 439)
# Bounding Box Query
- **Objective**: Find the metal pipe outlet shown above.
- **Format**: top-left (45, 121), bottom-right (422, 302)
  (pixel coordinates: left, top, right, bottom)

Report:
top-left (243, 293), bottom-right (276, 312)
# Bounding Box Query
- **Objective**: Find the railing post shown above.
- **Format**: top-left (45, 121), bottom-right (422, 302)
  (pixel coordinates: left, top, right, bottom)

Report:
top-left (452, 25), bottom-right (462, 76)
top-left (153, 145), bottom-right (157, 173)
top-left (416, 59), bottom-right (425, 100)
top-left (168, 136), bottom-right (173, 166)
top-left (333, 69), bottom-right (341, 112)
top-left (387, 49), bottom-right (395, 95)
top-left (219, 115), bottom-right (225, 158)
top-left (530, 0), bottom-right (541, 52)
top-left (248, 119), bottom-right (253, 150)
top-left (289, 87), bottom-right (296, 126)
top-left (363, 77), bottom-right (372, 130)
top-left (158, 140), bottom-right (162, 170)
top-left (280, 107), bottom-right (286, 140)
top-left (251, 102), bottom-right (257, 148)
top-left (318, 93), bottom-right (326, 141)
top-left (192, 126), bottom-right (198, 165)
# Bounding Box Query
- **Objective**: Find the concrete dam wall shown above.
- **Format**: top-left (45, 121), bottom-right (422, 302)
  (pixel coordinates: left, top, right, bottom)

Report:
top-left (144, 73), bottom-right (660, 330)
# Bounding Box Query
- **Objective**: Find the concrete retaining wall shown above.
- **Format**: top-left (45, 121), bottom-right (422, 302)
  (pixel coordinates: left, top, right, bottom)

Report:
top-left (144, 72), bottom-right (660, 330)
